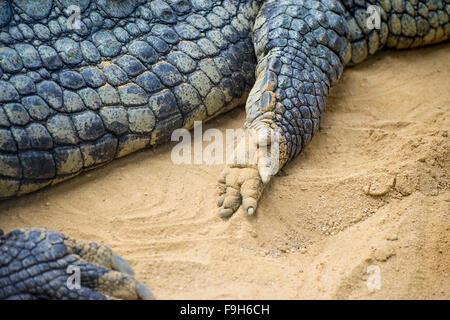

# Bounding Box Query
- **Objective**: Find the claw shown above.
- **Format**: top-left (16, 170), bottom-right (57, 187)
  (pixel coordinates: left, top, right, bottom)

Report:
top-left (259, 166), bottom-right (273, 183)
top-left (217, 196), bottom-right (225, 207)
top-left (112, 253), bottom-right (135, 276)
top-left (136, 282), bottom-right (155, 300)
top-left (220, 208), bottom-right (234, 217)
top-left (247, 207), bottom-right (254, 215)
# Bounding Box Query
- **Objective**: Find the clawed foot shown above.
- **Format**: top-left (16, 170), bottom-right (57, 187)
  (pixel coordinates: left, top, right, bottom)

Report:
top-left (217, 166), bottom-right (264, 217)
top-left (0, 228), bottom-right (153, 300)
top-left (217, 125), bottom-right (283, 217)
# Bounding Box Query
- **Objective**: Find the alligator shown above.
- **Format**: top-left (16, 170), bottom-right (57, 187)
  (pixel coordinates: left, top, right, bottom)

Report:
top-left (0, 0), bottom-right (448, 299)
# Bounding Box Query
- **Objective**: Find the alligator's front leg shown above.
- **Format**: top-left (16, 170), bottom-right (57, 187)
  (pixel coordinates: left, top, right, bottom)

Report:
top-left (218, 0), bottom-right (352, 216)
top-left (0, 228), bottom-right (153, 300)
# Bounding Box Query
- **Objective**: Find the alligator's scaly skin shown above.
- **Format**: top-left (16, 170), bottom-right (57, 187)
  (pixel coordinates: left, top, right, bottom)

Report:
top-left (0, 0), bottom-right (448, 299)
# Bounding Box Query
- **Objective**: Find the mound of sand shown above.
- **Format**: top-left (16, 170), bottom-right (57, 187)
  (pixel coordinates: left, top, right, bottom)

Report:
top-left (0, 43), bottom-right (448, 299)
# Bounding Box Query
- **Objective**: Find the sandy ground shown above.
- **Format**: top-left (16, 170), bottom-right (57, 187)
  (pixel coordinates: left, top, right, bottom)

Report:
top-left (0, 43), bottom-right (449, 300)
